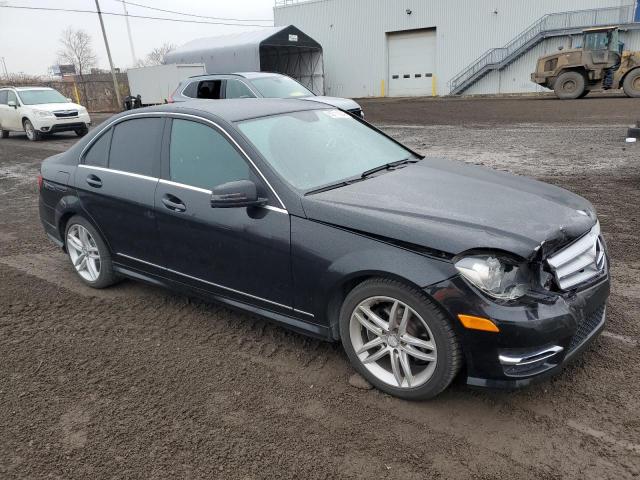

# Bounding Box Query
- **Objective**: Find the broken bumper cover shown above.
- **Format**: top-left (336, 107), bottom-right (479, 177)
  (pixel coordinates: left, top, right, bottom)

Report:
top-left (425, 272), bottom-right (610, 389)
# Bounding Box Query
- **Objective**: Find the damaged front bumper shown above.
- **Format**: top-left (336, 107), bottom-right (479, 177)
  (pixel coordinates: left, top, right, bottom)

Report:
top-left (425, 269), bottom-right (610, 389)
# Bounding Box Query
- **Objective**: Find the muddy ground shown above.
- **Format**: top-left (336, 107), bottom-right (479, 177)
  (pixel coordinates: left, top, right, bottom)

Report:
top-left (1, 95), bottom-right (639, 479)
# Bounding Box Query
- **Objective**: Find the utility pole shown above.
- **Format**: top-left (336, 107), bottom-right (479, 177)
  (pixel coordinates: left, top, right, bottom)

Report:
top-left (0, 57), bottom-right (8, 78)
top-left (121, 0), bottom-right (137, 65)
top-left (94, 0), bottom-right (122, 110)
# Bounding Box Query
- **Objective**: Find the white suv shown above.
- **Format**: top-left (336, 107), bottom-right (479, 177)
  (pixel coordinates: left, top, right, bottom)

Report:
top-left (0, 86), bottom-right (91, 141)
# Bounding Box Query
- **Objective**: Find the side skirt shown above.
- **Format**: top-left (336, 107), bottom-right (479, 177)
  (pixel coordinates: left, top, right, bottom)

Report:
top-left (112, 264), bottom-right (332, 341)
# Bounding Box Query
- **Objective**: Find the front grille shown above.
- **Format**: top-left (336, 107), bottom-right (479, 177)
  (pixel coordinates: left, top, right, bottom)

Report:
top-left (546, 222), bottom-right (606, 290)
top-left (53, 110), bottom-right (78, 118)
top-left (569, 304), bottom-right (606, 352)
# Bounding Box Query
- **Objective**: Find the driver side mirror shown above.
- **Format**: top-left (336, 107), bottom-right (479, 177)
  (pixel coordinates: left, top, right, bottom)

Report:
top-left (7, 100), bottom-right (16, 109)
top-left (210, 180), bottom-right (267, 208)
top-left (67, 98), bottom-right (73, 103)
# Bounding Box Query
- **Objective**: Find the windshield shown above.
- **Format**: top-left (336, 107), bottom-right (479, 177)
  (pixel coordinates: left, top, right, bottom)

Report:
top-left (249, 76), bottom-right (313, 98)
top-left (17, 89), bottom-right (69, 105)
top-left (237, 109), bottom-right (417, 191)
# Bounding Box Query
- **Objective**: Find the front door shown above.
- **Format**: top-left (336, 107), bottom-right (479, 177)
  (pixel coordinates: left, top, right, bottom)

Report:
top-left (76, 116), bottom-right (164, 269)
top-left (155, 116), bottom-right (292, 312)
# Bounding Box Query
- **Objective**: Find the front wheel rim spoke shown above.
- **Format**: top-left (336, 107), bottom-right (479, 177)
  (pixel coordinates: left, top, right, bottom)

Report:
top-left (356, 336), bottom-right (384, 355)
top-left (73, 253), bottom-right (85, 266)
top-left (363, 347), bottom-right (389, 364)
top-left (398, 306), bottom-right (411, 335)
top-left (399, 351), bottom-right (413, 388)
top-left (358, 305), bottom-right (389, 332)
top-left (390, 350), bottom-right (403, 387)
top-left (401, 344), bottom-right (435, 362)
top-left (86, 258), bottom-right (99, 279)
top-left (400, 334), bottom-right (435, 351)
top-left (67, 234), bottom-right (83, 252)
top-left (354, 311), bottom-right (383, 337)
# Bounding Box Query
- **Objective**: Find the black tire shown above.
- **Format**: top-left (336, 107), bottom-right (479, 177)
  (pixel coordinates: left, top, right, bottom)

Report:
top-left (75, 125), bottom-right (89, 137)
top-left (339, 278), bottom-right (461, 400)
top-left (623, 69), bottom-right (640, 98)
top-left (64, 215), bottom-right (119, 289)
top-left (23, 119), bottom-right (41, 141)
top-left (628, 127), bottom-right (640, 138)
top-left (0, 128), bottom-right (8, 139)
top-left (578, 89), bottom-right (590, 99)
top-left (554, 71), bottom-right (586, 100)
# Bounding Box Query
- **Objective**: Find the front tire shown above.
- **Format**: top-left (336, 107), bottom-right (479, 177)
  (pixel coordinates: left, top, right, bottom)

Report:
top-left (554, 71), bottom-right (586, 99)
top-left (23, 119), bottom-right (41, 141)
top-left (64, 215), bottom-right (118, 289)
top-left (623, 69), bottom-right (640, 98)
top-left (75, 125), bottom-right (89, 137)
top-left (340, 278), bottom-right (461, 400)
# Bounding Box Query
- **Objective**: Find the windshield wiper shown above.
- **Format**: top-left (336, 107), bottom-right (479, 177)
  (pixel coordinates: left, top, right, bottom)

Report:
top-left (360, 158), bottom-right (418, 179)
top-left (305, 178), bottom-right (364, 196)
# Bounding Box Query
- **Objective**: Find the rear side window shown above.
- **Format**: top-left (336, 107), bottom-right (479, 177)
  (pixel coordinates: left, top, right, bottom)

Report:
top-left (169, 119), bottom-right (249, 190)
top-left (0, 90), bottom-right (7, 104)
top-left (84, 128), bottom-right (112, 167)
top-left (196, 80), bottom-right (223, 99)
top-left (109, 118), bottom-right (163, 176)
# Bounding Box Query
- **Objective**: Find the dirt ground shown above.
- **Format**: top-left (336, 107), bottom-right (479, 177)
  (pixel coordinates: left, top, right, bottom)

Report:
top-left (1, 95), bottom-right (640, 479)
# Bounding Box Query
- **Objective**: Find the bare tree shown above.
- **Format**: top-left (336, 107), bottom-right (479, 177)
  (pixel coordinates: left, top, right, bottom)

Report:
top-left (57, 28), bottom-right (97, 75)
top-left (57, 28), bottom-right (97, 107)
top-left (137, 43), bottom-right (176, 67)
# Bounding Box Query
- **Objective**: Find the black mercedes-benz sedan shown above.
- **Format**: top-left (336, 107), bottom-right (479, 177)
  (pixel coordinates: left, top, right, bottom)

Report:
top-left (38, 99), bottom-right (609, 399)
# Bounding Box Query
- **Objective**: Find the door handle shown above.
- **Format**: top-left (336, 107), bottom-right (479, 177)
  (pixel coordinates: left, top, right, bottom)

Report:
top-left (86, 174), bottom-right (102, 188)
top-left (161, 194), bottom-right (186, 212)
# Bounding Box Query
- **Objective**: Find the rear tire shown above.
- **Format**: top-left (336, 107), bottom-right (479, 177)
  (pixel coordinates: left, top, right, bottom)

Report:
top-left (64, 215), bottom-right (118, 289)
top-left (623, 69), bottom-right (640, 98)
top-left (23, 119), bottom-right (41, 141)
top-left (578, 89), bottom-right (590, 99)
top-left (0, 128), bottom-right (8, 139)
top-left (339, 278), bottom-right (461, 400)
top-left (554, 71), bottom-right (586, 99)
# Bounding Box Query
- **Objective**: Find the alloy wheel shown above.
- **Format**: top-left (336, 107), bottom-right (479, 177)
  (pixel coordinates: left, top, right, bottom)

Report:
top-left (66, 224), bottom-right (101, 282)
top-left (349, 296), bottom-right (437, 389)
top-left (24, 121), bottom-right (35, 140)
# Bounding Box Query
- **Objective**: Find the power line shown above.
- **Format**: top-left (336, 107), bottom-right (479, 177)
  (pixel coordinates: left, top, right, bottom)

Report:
top-left (111, 0), bottom-right (272, 23)
top-left (0, 5), bottom-right (273, 27)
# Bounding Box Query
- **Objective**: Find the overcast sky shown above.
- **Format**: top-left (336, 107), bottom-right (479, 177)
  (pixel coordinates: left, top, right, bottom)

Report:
top-left (0, 0), bottom-right (276, 75)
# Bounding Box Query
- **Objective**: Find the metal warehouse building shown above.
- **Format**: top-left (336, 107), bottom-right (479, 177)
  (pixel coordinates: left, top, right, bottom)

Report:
top-left (273, 0), bottom-right (640, 97)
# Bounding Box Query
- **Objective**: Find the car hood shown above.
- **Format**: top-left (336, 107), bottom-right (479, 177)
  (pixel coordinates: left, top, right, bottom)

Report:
top-left (302, 96), bottom-right (361, 111)
top-left (27, 103), bottom-right (85, 112)
top-left (301, 158), bottom-right (597, 259)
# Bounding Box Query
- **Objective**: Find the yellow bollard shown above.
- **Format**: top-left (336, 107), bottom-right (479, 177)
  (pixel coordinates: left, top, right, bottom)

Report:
top-left (381, 79), bottom-right (385, 97)
top-left (431, 75), bottom-right (437, 97)
top-left (73, 83), bottom-right (81, 104)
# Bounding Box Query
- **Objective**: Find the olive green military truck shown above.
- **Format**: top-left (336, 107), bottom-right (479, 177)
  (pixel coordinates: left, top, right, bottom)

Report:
top-left (532, 26), bottom-right (640, 99)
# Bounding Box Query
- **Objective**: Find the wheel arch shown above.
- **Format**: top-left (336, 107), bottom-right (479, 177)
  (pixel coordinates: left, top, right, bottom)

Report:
top-left (54, 198), bottom-right (110, 254)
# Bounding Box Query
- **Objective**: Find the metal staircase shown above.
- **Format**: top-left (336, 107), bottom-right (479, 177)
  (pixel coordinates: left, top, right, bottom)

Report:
top-left (448, 5), bottom-right (636, 95)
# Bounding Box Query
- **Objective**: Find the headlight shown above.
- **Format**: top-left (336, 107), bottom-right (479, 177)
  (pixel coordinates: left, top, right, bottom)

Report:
top-left (34, 110), bottom-right (54, 118)
top-left (455, 254), bottom-right (529, 300)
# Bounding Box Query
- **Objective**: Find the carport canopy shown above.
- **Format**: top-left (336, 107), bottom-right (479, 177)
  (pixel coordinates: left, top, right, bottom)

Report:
top-left (165, 25), bottom-right (324, 94)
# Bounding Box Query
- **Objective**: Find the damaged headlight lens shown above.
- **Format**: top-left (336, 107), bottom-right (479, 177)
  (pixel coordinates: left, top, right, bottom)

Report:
top-left (454, 255), bottom-right (529, 300)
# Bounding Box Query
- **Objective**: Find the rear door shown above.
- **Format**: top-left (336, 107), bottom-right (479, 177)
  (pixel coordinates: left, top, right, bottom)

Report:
top-left (0, 91), bottom-right (22, 130)
top-left (154, 116), bottom-right (292, 312)
top-left (76, 116), bottom-right (165, 270)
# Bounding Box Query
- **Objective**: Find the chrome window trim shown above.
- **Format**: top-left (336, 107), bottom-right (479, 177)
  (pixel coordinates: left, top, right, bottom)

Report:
top-left (116, 252), bottom-right (306, 313)
top-left (294, 308), bottom-right (315, 317)
top-left (78, 164), bottom-right (158, 182)
top-left (79, 111), bottom-right (287, 211)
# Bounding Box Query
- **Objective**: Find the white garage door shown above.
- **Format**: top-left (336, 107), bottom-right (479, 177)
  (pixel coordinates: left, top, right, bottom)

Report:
top-left (387, 29), bottom-right (437, 97)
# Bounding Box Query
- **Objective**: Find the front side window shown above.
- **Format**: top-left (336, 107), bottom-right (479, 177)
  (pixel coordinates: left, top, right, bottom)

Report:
top-left (7, 91), bottom-right (17, 105)
top-left (248, 76), bottom-right (313, 98)
top-left (225, 80), bottom-right (256, 99)
top-left (584, 32), bottom-right (609, 50)
top-left (169, 119), bottom-right (249, 190)
top-left (237, 109), bottom-right (416, 191)
top-left (196, 80), bottom-right (223, 100)
top-left (109, 117), bottom-right (163, 176)
top-left (84, 128), bottom-right (112, 167)
top-left (17, 89), bottom-right (67, 105)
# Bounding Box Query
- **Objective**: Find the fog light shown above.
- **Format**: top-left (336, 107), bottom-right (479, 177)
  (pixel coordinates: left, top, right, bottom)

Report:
top-left (458, 314), bottom-right (500, 333)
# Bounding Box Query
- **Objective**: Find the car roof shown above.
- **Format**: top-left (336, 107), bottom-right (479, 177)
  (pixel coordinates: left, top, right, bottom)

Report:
top-left (187, 72), bottom-right (283, 81)
top-left (141, 98), bottom-right (329, 123)
top-left (14, 86), bottom-right (55, 91)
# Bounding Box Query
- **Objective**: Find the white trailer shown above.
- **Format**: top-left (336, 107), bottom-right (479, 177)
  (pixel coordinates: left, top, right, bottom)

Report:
top-left (127, 63), bottom-right (206, 105)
